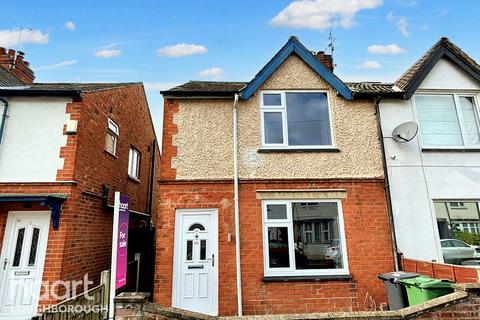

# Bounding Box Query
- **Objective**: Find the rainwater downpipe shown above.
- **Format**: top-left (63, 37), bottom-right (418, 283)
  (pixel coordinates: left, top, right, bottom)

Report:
top-left (233, 93), bottom-right (243, 316)
top-left (375, 95), bottom-right (401, 271)
top-left (0, 97), bottom-right (8, 145)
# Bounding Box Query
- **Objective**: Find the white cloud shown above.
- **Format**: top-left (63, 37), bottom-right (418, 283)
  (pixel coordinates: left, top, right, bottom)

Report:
top-left (94, 43), bottom-right (123, 58)
top-left (397, 0), bottom-right (416, 5)
top-left (367, 44), bottom-right (407, 54)
top-left (437, 9), bottom-right (449, 19)
top-left (357, 60), bottom-right (382, 69)
top-left (198, 67), bottom-right (224, 80)
top-left (0, 28), bottom-right (49, 47)
top-left (36, 59), bottom-right (78, 71)
top-left (269, 0), bottom-right (383, 30)
top-left (95, 49), bottom-right (122, 58)
top-left (387, 11), bottom-right (410, 37)
top-left (143, 82), bottom-right (181, 91)
top-left (65, 21), bottom-right (75, 31)
top-left (157, 43), bottom-right (207, 58)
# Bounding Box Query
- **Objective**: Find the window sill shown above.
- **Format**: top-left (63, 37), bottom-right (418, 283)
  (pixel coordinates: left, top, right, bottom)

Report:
top-left (422, 147), bottom-right (480, 152)
top-left (128, 175), bottom-right (141, 183)
top-left (104, 150), bottom-right (118, 158)
top-left (258, 147), bottom-right (340, 153)
top-left (263, 274), bottom-right (352, 282)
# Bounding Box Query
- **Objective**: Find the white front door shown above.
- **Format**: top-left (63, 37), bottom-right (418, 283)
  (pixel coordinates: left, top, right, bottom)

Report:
top-left (172, 209), bottom-right (218, 315)
top-left (0, 211), bottom-right (50, 319)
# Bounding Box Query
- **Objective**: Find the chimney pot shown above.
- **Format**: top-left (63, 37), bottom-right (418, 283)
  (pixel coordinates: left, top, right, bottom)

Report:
top-left (0, 48), bottom-right (35, 84)
top-left (315, 51), bottom-right (334, 72)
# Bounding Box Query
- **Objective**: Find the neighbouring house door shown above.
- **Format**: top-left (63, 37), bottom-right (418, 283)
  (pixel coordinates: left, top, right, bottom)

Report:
top-left (0, 211), bottom-right (50, 319)
top-left (172, 209), bottom-right (218, 315)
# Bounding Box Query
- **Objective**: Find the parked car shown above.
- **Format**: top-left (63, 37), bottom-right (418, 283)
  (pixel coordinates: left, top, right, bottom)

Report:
top-left (441, 239), bottom-right (480, 264)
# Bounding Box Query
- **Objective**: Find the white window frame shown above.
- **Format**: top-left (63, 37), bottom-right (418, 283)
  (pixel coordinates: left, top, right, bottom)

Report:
top-left (260, 90), bottom-right (335, 150)
top-left (105, 118), bottom-right (119, 155)
top-left (128, 147), bottom-right (141, 180)
top-left (413, 92), bottom-right (480, 149)
top-left (262, 199), bottom-right (349, 277)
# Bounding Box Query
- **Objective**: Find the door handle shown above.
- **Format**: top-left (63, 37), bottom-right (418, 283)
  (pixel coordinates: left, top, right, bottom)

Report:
top-left (3, 259), bottom-right (7, 270)
top-left (207, 254), bottom-right (215, 267)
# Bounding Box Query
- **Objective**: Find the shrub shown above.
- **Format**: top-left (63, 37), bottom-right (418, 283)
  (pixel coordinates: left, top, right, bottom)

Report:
top-left (453, 231), bottom-right (480, 246)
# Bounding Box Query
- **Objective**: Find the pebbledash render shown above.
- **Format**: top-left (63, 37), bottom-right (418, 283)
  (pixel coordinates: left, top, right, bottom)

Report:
top-left (0, 48), bottom-right (160, 318)
top-left (157, 36), bottom-right (396, 316)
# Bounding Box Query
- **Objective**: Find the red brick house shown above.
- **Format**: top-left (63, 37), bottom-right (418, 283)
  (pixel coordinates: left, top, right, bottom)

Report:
top-left (157, 37), bottom-right (395, 316)
top-left (0, 48), bottom-right (160, 318)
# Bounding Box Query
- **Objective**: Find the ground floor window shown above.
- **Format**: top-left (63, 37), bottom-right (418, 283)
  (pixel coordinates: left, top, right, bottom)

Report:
top-left (434, 200), bottom-right (480, 265)
top-left (262, 199), bottom-right (348, 277)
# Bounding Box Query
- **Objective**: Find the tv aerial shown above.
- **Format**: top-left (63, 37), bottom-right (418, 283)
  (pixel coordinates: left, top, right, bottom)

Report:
top-left (392, 122), bottom-right (418, 142)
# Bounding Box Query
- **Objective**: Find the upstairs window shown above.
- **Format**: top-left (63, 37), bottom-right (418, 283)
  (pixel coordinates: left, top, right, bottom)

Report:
top-left (105, 118), bottom-right (119, 155)
top-left (415, 94), bottom-right (480, 148)
top-left (128, 147), bottom-right (141, 180)
top-left (260, 91), bottom-right (333, 148)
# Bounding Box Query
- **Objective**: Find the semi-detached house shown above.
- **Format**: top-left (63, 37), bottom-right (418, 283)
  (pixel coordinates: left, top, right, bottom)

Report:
top-left (0, 48), bottom-right (159, 319)
top-left (158, 36), bottom-right (396, 316)
top-left (378, 38), bottom-right (480, 265)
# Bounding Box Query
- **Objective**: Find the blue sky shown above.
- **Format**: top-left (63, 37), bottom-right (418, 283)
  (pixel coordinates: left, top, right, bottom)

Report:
top-left (1, 0), bottom-right (478, 143)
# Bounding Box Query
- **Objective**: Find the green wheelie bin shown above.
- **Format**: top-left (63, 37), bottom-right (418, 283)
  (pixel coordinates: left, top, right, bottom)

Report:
top-left (400, 276), bottom-right (454, 306)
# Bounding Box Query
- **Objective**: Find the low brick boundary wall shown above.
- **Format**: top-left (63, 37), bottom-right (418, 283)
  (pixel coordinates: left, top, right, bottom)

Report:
top-left (402, 258), bottom-right (480, 283)
top-left (115, 285), bottom-right (480, 319)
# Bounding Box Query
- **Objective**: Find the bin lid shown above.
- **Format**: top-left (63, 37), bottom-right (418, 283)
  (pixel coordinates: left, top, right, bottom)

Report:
top-left (400, 276), bottom-right (453, 289)
top-left (378, 271), bottom-right (421, 283)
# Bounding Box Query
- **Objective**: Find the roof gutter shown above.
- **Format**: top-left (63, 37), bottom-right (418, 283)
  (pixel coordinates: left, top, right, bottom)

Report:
top-left (0, 96), bottom-right (8, 145)
top-left (232, 93), bottom-right (243, 316)
top-left (375, 95), bottom-right (401, 272)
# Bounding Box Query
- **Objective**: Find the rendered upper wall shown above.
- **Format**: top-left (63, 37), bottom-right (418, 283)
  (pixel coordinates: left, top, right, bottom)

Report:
top-left (169, 54), bottom-right (384, 180)
top-left (418, 58), bottom-right (480, 90)
top-left (0, 97), bottom-right (70, 182)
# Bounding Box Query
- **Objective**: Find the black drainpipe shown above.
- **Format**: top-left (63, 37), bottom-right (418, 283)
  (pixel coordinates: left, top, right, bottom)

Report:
top-left (375, 95), bottom-right (401, 271)
top-left (0, 97), bottom-right (8, 145)
top-left (147, 139), bottom-right (156, 228)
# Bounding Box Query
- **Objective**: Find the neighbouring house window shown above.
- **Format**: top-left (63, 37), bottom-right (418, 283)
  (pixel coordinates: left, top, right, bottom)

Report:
top-left (128, 147), bottom-right (141, 179)
top-left (262, 200), bottom-right (348, 276)
top-left (435, 201), bottom-right (480, 237)
top-left (105, 118), bottom-right (119, 155)
top-left (260, 91), bottom-right (332, 148)
top-left (415, 94), bottom-right (480, 147)
top-left (449, 202), bottom-right (466, 209)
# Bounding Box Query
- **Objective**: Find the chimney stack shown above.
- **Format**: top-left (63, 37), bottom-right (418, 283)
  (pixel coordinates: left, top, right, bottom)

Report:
top-left (315, 51), bottom-right (334, 72)
top-left (0, 47), bottom-right (35, 84)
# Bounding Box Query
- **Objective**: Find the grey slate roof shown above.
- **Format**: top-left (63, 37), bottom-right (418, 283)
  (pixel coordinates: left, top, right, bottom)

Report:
top-left (29, 82), bottom-right (142, 92)
top-left (162, 80), bottom-right (397, 96)
top-left (0, 82), bottom-right (143, 97)
top-left (0, 67), bottom-right (25, 86)
top-left (394, 37), bottom-right (480, 93)
top-left (163, 81), bottom-right (247, 94)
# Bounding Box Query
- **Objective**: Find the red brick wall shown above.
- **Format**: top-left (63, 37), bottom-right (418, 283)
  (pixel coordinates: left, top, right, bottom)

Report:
top-left (160, 98), bottom-right (178, 181)
top-left (58, 84), bottom-right (160, 284)
top-left (402, 258), bottom-right (480, 283)
top-left (155, 179), bottom-right (394, 316)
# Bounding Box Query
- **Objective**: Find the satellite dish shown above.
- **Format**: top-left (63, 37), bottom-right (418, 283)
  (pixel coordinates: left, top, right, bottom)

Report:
top-left (392, 122), bottom-right (418, 143)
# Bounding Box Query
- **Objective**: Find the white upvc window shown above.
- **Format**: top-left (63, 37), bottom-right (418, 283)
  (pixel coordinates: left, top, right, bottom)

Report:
top-left (262, 199), bottom-right (349, 277)
top-left (260, 91), bottom-right (334, 149)
top-left (128, 147), bottom-right (141, 180)
top-left (105, 118), bottom-right (119, 155)
top-left (414, 93), bottom-right (480, 148)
